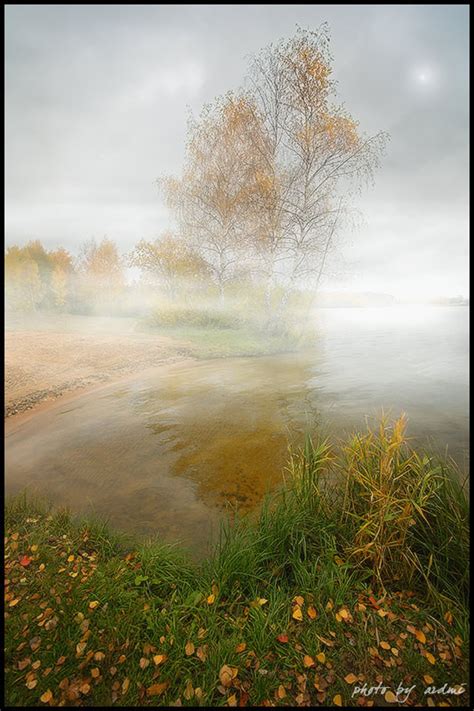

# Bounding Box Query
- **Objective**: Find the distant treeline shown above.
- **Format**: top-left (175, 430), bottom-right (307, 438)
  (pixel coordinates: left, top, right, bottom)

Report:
top-left (4, 236), bottom-right (280, 316)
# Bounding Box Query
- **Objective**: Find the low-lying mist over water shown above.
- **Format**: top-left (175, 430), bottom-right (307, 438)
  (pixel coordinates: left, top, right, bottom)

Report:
top-left (6, 304), bottom-right (468, 555)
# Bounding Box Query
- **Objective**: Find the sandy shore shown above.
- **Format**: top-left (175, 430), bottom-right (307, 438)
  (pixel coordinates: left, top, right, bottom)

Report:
top-left (5, 314), bottom-right (192, 418)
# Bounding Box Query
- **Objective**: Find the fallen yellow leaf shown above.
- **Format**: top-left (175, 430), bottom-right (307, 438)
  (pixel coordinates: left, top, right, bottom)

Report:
top-left (40, 690), bottom-right (53, 703)
top-left (153, 654), bottom-right (167, 666)
top-left (344, 673), bottom-right (358, 684)
top-left (207, 594), bottom-right (215, 605)
top-left (294, 595), bottom-right (304, 606)
top-left (303, 655), bottom-right (315, 667)
top-left (415, 629), bottom-right (426, 644)
top-left (185, 641), bottom-right (195, 656)
top-left (219, 664), bottom-right (234, 687)
top-left (333, 693), bottom-right (342, 706)
top-left (380, 641), bottom-right (391, 650)
top-left (425, 652), bottom-right (436, 665)
top-left (316, 652), bottom-right (326, 663)
top-left (424, 674), bottom-right (434, 684)
top-left (184, 679), bottom-right (194, 700)
top-left (292, 606), bottom-right (303, 621)
top-left (385, 690), bottom-right (398, 703)
top-left (307, 605), bottom-right (317, 620)
top-left (146, 681), bottom-right (169, 697)
top-left (88, 601), bottom-right (99, 609)
top-left (227, 694), bottom-right (238, 707)
top-left (76, 642), bottom-right (87, 656)
top-left (235, 642), bottom-right (246, 653)
top-left (277, 685), bottom-right (286, 699)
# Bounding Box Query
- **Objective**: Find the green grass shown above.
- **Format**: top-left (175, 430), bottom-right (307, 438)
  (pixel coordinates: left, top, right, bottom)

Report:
top-left (140, 324), bottom-right (304, 359)
top-left (4, 418), bottom-right (469, 707)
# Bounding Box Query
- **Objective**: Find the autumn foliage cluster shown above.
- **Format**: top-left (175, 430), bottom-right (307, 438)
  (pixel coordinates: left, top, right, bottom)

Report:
top-left (6, 27), bottom-right (387, 326)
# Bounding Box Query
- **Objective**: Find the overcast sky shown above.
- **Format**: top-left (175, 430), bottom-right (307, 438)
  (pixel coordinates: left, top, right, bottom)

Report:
top-left (5, 4), bottom-right (469, 298)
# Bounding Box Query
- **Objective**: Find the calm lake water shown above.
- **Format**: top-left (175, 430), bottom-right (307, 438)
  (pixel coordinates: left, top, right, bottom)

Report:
top-left (5, 306), bottom-right (469, 556)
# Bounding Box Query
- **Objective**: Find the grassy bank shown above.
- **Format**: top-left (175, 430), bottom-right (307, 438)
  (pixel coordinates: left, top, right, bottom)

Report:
top-left (137, 302), bottom-right (315, 359)
top-left (4, 417), bottom-right (469, 707)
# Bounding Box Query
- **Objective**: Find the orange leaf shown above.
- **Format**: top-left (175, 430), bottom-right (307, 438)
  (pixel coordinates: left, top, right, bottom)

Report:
top-left (147, 681), bottom-right (169, 697)
top-left (153, 654), bottom-right (167, 666)
top-left (235, 643), bottom-right (246, 653)
top-left (316, 652), bottom-right (326, 663)
top-left (303, 655), bottom-right (315, 668)
top-left (344, 673), bottom-right (357, 684)
top-left (185, 641), bottom-right (195, 656)
top-left (277, 634), bottom-right (289, 643)
top-left (425, 652), bottom-right (436, 665)
top-left (40, 690), bottom-right (53, 703)
top-left (333, 694), bottom-right (342, 706)
top-left (307, 606), bottom-right (317, 620)
top-left (385, 690), bottom-right (397, 703)
top-left (219, 664), bottom-right (234, 688)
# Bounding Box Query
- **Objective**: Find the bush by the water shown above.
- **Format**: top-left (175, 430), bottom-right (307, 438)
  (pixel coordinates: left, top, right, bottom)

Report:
top-left (145, 306), bottom-right (239, 330)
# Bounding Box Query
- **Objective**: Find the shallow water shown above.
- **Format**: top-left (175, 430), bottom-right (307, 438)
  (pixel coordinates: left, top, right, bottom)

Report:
top-left (5, 306), bottom-right (469, 556)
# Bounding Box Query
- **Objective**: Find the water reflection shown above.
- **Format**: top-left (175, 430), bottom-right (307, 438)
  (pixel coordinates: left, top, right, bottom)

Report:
top-left (5, 306), bottom-right (469, 554)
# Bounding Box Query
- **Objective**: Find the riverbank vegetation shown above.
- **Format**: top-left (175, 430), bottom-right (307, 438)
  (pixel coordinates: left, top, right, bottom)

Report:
top-left (5, 417), bottom-right (469, 707)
